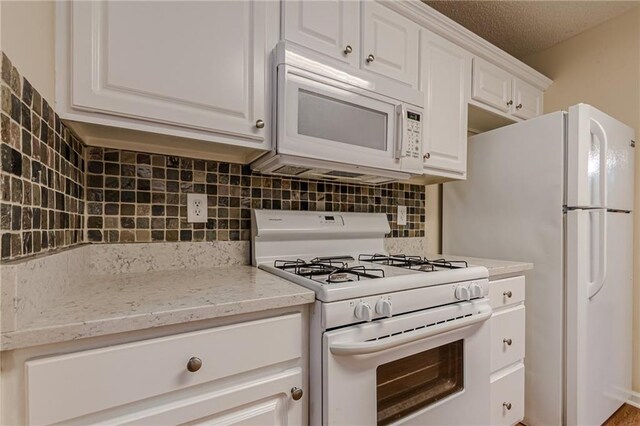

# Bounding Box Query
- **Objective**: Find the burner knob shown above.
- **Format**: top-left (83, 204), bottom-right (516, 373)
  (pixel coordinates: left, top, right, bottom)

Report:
top-left (375, 299), bottom-right (393, 318)
top-left (454, 285), bottom-right (471, 301)
top-left (469, 283), bottom-right (483, 299)
top-left (354, 302), bottom-right (373, 322)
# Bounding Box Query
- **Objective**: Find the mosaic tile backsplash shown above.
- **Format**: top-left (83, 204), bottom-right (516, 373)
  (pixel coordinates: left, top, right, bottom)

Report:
top-left (85, 147), bottom-right (425, 243)
top-left (0, 51), bottom-right (425, 261)
top-left (0, 53), bottom-right (85, 260)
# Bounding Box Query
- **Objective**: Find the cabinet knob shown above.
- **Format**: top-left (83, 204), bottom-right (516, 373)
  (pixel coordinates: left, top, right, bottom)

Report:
top-left (366, 54), bottom-right (375, 63)
top-left (516, 103), bottom-right (523, 110)
top-left (186, 357), bottom-right (202, 372)
top-left (423, 152), bottom-right (431, 160)
top-left (503, 402), bottom-right (512, 410)
top-left (503, 290), bottom-right (513, 298)
top-left (503, 338), bottom-right (513, 346)
top-left (291, 387), bottom-right (304, 401)
top-left (506, 100), bottom-right (513, 106)
top-left (255, 119), bottom-right (265, 129)
top-left (344, 45), bottom-right (353, 55)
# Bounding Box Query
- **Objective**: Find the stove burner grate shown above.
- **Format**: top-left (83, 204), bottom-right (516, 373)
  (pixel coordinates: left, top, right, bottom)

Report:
top-left (358, 254), bottom-right (468, 271)
top-left (274, 258), bottom-right (385, 283)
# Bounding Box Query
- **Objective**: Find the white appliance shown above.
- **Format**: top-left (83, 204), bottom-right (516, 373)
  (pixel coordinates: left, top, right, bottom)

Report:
top-left (251, 42), bottom-right (424, 184)
top-left (252, 209), bottom-right (492, 425)
top-left (443, 104), bottom-right (635, 426)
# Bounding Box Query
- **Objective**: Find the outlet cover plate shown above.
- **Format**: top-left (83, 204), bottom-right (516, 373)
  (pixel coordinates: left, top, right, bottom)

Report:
top-left (187, 193), bottom-right (208, 223)
top-left (397, 205), bottom-right (407, 226)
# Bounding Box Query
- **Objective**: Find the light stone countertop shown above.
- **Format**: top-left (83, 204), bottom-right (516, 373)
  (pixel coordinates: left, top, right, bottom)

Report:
top-left (1, 265), bottom-right (315, 351)
top-left (427, 253), bottom-right (533, 277)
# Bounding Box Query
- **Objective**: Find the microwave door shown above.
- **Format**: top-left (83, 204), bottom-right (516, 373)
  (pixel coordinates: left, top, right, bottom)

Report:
top-left (278, 69), bottom-right (402, 172)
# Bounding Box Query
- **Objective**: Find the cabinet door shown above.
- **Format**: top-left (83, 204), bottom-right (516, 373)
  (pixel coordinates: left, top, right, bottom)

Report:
top-left (283, 0), bottom-right (359, 67)
top-left (361, 1), bottom-right (419, 87)
top-left (70, 1), bottom-right (269, 146)
top-left (472, 57), bottom-right (513, 113)
top-left (512, 78), bottom-right (543, 120)
top-left (421, 30), bottom-right (471, 178)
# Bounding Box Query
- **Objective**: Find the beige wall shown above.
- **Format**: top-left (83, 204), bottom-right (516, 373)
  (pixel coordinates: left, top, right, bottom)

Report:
top-left (524, 6), bottom-right (640, 392)
top-left (0, 1), bottom-right (55, 102)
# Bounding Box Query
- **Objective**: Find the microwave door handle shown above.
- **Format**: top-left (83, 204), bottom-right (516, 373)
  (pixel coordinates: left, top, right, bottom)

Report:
top-left (329, 305), bottom-right (492, 356)
top-left (394, 104), bottom-right (405, 159)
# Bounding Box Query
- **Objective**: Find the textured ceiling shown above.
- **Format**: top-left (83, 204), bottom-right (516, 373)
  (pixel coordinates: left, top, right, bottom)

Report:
top-left (424, 1), bottom-right (639, 58)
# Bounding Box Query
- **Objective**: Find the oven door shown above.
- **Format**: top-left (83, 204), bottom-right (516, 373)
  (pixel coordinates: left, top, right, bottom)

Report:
top-left (322, 300), bottom-right (492, 426)
top-left (278, 65), bottom-right (409, 173)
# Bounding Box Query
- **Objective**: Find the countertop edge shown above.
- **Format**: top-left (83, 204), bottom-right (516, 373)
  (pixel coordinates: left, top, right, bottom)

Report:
top-left (1, 291), bottom-right (315, 352)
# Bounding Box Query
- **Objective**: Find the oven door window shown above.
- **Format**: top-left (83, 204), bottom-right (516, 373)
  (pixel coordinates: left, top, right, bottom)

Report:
top-left (297, 89), bottom-right (388, 151)
top-left (376, 339), bottom-right (464, 425)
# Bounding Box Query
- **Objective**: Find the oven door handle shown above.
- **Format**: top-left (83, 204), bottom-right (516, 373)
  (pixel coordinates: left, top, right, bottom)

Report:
top-left (329, 305), bottom-right (492, 356)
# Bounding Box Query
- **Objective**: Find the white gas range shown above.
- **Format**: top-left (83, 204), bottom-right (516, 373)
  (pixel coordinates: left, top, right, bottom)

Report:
top-left (252, 209), bottom-right (492, 425)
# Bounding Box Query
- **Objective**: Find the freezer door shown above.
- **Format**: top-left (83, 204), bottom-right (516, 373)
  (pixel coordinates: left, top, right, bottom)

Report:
top-left (565, 209), bottom-right (633, 426)
top-left (567, 104), bottom-right (635, 211)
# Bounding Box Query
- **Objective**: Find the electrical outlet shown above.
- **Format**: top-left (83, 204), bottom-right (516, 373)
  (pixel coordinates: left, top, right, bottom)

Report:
top-left (187, 193), bottom-right (208, 223)
top-left (397, 205), bottom-right (407, 226)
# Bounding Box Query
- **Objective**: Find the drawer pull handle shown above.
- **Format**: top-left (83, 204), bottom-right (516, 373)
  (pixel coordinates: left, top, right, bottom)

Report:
top-left (344, 45), bottom-right (353, 55)
top-left (503, 338), bottom-right (513, 346)
top-left (255, 119), bottom-right (265, 129)
top-left (503, 290), bottom-right (513, 298)
top-left (366, 54), bottom-right (375, 63)
top-left (291, 387), bottom-right (304, 401)
top-left (503, 402), bottom-right (512, 410)
top-left (186, 357), bottom-right (202, 372)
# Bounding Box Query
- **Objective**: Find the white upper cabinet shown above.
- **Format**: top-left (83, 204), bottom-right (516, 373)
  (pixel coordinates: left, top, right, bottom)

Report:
top-left (472, 57), bottom-right (543, 121)
top-left (59, 0), bottom-right (275, 152)
top-left (472, 57), bottom-right (513, 113)
top-left (512, 78), bottom-right (543, 120)
top-left (361, 1), bottom-right (420, 88)
top-left (421, 30), bottom-right (471, 180)
top-left (283, 0), bottom-right (359, 67)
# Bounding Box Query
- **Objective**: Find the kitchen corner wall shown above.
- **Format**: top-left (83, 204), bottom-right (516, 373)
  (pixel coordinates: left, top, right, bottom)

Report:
top-left (0, 53), bottom-right (85, 259)
top-left (523, 5), bottom-right (640, 392)
top-left (0, 52), bottom-right (426, 261)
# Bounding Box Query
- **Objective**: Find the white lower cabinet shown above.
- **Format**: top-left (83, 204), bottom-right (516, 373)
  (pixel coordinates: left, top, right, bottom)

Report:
top-left (25, 314), bottom-right (304, 425)
top-left (489, 274), bottom-right (526, 426)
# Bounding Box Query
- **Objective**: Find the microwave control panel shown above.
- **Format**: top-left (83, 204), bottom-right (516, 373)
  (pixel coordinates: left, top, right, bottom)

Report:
top-left (398, 108), bottom-right (423, 166)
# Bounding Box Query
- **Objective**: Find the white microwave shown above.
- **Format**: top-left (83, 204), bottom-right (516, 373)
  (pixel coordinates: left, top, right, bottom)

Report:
top-left (252, 43), bottom-right (424, 184)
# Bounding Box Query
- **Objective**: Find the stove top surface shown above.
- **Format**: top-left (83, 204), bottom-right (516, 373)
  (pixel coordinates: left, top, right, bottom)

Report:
top-left (260, 253), bottom-right (488, 302)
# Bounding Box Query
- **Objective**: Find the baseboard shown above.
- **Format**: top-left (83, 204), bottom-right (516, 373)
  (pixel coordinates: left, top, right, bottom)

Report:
top-left (627, 390), bottom-right (640, 409)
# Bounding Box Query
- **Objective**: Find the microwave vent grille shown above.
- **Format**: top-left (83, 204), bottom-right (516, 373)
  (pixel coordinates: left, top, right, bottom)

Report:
top-left (324, 170), bottom-right (365, 178)
top-left (273, 165), bottom-right (310, 176)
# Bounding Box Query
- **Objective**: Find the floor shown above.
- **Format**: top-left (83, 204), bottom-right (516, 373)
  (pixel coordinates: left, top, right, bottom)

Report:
top-left (604, 404), bottom-right (640, 425)
top-left (518, 404), bottom-right (640, 426)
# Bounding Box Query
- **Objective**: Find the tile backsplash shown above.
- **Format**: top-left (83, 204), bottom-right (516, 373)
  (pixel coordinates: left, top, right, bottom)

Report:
top-left (0, 51), bottom-right (425, 261)
top-left (85, 147), bottom-right (425, 243)
top-left (0, 53), bottom-right (85, 260)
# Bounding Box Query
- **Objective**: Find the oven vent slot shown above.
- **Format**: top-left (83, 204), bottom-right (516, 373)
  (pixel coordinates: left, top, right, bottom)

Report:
top-left (365, 313), bottom-right (473, 342)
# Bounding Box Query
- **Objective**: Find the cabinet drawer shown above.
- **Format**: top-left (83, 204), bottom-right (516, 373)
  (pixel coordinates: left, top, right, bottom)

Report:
top-left (491, 364), bottom-right (524, 426)
top-left (489, 276), bottom-right (525, 309)
top-left (491, 363), bottom-right (525, 426)
top-left (26, 314), bottom-right (302, 425)
top-left (491, 305), bottom-right (525, 372)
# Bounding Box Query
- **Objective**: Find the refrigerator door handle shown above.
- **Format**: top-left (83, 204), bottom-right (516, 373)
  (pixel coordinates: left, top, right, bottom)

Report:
top-left (587, 210), bottom-right (607, 299)
top-left (591, 118), bottom-right (608, 208)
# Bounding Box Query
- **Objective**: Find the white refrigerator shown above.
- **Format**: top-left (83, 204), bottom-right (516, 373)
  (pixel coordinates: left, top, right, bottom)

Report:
top-left (443, 104), bottom-right (635, 426)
